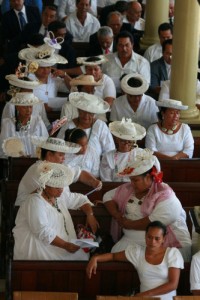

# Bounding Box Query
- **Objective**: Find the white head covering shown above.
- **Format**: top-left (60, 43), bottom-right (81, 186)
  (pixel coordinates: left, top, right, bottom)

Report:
top-left (157, 99), bottom-right (188, 110)
top-left (121, 73), bottom-right (149, 95)
top-left (10, 92), bottom-right (41, 106)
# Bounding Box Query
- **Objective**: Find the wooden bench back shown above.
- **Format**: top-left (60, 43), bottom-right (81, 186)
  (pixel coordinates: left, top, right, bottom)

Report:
top-left (13, 291), bottom-right (78, 300)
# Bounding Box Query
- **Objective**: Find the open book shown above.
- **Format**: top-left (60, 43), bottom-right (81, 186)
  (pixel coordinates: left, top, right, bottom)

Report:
top-left (71, 239), bottom-right (99, 249)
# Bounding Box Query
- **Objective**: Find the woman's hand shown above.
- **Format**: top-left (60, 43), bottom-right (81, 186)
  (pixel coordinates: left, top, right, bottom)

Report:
top-left (86, 256), bottom-right (98, 279)
top-left (86, 214), bottom-right (99, 234)
top-left (64, 242), bottom-right (80, 253)
top-left (93, 179), bottom-right (102, 190)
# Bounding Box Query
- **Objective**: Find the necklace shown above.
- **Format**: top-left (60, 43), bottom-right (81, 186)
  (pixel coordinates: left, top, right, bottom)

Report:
top-left (16, 119), bottom-right (31, 132)
top-left (161, 122), bottom-right (178, 135)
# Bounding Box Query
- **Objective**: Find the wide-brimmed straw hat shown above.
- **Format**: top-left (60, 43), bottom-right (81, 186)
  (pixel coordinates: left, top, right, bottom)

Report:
top-left (77, 55), bottom-right (108, 66)
top-left (19, 44), bottom-right (67, 67)
top-left (121, 73), bottom-right (149, 95)
top-left (109, 118), bottom-right (146, 141)
top-left (38, 162), bottom-right (74, 189)
top-left (31, 137), bottom-right (81, 154)
top-left (70, 75), bottom-right (103, 86)
top-left (69, 92), bottom-right (110, 114)
top-left (118, 149), bottom-right (156, 177)
top-left (157, 99), bottom-right (188, 110)
top-left (2, 137), bottom-right (25, 157)
top-left (10, 92), bottom-right (41, 106)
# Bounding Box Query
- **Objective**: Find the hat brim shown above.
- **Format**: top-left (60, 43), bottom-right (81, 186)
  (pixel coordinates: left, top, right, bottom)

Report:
top-left (2, 137), bottom-right (25, 157)
top-left (32, 137), bottom-right (81, 154)
top-left (10, 94), bottom-right (41, 106)
top-left (69, 92), bottom-right (110, 114)
top-left (6, 75), bottom-right (41, 89)
top-left (19, 48), bottom-right (68, 66)
top-left (117, 158), bottom-right (155, 177)
top-left (70, 80), bottom-right (102, 86)
top-left (156, 101), bottom-right (188, 111)
top-left (121, 73), bottom-right (149, 95)
top-left (77, 55), bottom-right (108, 66)
top-left (109, 122), bottom-right (146, 141)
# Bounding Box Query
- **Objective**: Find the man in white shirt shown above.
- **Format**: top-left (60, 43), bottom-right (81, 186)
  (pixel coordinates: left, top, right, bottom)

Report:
top-left (144, 22), bottom-right (173, 63)
top-left (102, 31), bottom-right (150, 93)
top-left (123, 1), bottom-right (145, 31)
top-left (65, 0), bottom-right (100, 42)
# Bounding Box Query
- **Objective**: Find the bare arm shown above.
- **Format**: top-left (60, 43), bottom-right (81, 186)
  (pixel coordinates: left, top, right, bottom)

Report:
top-left (51, 236), bottom-right (80, 253)
top-left (80, 203), bottom-right (99, 233)
top-left (104, 200), bottom-right (123, 221)
top-left (154, 151), bottom-right (188, 160)
top-left (86, 251), bottom-right (127, 279)
top-left (135, 267), bottom-right (181, 297)
top-left (78, 170), bottom-right (102, 189)
top-left (118, 215), bottom-right (151, 230)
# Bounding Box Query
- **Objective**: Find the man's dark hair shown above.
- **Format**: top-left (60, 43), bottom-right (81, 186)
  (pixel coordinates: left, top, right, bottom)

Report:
top-left (158, 22), bottom-right (173, 35)
top-left (114, 0), bottom-right (128, 14)
top-left (76, 0), bottom-right (91, 5)
top-left (116, 31), bottom-right (133, 45)
top-left (162, 38), bottom-right (173, 53)
top-left (48, 20), bottom-right (66, 32)
top-left (42, 4), bottom-right (57, 12)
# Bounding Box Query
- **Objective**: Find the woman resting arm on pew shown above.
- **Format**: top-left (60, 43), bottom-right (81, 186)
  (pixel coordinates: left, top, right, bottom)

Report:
top-left (102, 149), bottom-right (192, 262)
top-left (145, 99), bottom-right (194, 160)
top-left (87, 221), bottom-right (184, 300)
top-left (13, 162), bottom-right (99, 260)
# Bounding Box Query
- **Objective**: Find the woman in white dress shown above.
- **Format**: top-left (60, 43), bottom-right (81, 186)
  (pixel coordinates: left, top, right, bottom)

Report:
top-left (64, 128), bottom-right (100, 177)
top-left (58, 92), bottom-right (115, 156)
top-left (86, 221), bottom-right (184, 300)
top-left (0, 92), bottom-right (48, 157)
top-left (145, 99), bottom-right (194, 159)
top-left (100, 118), bottom-right (148, 182)
top-left (18, 35), bottom-right (69, 112)
top-left (103, 149), bottom-right (191, 261)
top-left (13, 162), bottom-right (98, 260)
top-left (190, 250), bottom-right (200, 295)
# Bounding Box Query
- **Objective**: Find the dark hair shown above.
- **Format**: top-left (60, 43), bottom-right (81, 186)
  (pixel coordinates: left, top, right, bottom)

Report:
top-left (85, 56), bottom-right (101, 62)
top-left (162, 38), bottom-right (173, 53)
top-left (42, 4), bottom-right (57, 12)
top-left (146, 221), bottom-right (167, 236)
top-left (116, 31), bottom-right (134, 45)
top-left (65, 128), bottom-right (87, 143)
top-left (157, 107), bottom-right (168, 121)
top-left (27, 33), bottom-right (44, 47)
top-left (158, 22), bottom-right (173, 35)
top-left (114, 0), bottom-right (128, 13)
top-left (40, 148), bottom-right (55, 160)
top-left (48, 20), bottom-right (66, 32)
top-left (76, 0), bottom-right (91, 5)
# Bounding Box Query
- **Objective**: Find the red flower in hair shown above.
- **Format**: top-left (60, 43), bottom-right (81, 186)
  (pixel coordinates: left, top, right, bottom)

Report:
top-left (150, 166), bottom-right (163, 183)
top-left (119, 166), bottom-right (135, 175)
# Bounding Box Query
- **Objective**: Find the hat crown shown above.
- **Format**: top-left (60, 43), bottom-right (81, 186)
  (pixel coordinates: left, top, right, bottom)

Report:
top-left (10, 92), bottom-right (40, 106)
top-left (157, 98), bottom-right (188, 110)
top-left (118, 119), bottom-right (137, 136)
top-left (46, 137), bottom-right (66, 147)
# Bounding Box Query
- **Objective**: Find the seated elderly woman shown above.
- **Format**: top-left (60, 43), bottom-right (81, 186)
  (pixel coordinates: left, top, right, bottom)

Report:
top-left (18, 36), bottom-right (69, 112)
top-left (58, 92), bottom-right (115, 156)
top-left (103, 149), bottom-right (191, 261)
top-left (87, 220), bottom-right (184, 300)
top-left (13, 162), bottom-right (98, 260)
top-left (110, 73), bottom-right (158, 129)
top-left (2, 62), bottom-right (50, 128)
top-left (145, 99), bottom-right (194, 159)
top-left (190, 250), bottom-right (200, 295)
top-left (100, 118), bottom-right (161, 182)
top-left (0, 92), bottom-right (48, 157)
top-left (16, 137), bottom-right (102, 206)
top-left (64, 128), bottom-right (100, 178)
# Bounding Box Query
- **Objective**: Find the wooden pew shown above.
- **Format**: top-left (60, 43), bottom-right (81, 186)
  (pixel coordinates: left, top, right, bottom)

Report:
top-left (3, 158), bottom-right (200, 182)
top-left (9, 261), bottom-right (191, 300)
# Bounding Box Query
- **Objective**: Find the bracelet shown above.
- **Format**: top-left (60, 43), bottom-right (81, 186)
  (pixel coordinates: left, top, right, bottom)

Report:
top-left (87, 212), bottom-right (94, 216)
top-left (64, 71), bottom-right (67, 77)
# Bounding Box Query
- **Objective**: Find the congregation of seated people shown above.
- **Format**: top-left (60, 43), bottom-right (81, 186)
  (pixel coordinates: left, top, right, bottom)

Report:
top-left (0, 0), bottom-right (200, 298)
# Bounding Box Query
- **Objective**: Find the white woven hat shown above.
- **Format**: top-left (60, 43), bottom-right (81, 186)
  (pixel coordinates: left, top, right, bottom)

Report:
top-left (31, 137), bottom-right (81, 154)
top-left (70, 75), bottom-right (103, 86)
top-left (157, 99), bottom-right (188, 110)
top-left (118, 149), bottom-right (156, 177)
top-left (6, 74), bottom-right (41, 90)
top-left (109, 118), bottom-right (146, 141)
top-left (19, 44), bottom-right (68, 67)
top-left (38, 162), bottom-right (74, 189)
top-left (10, 92), bottom-right (41, 106)
top-left (2, 137), bottom-right (25, 157)
top-left (69, 92), bottom-right (110, 114)
top-left (121, 73), bottom-right (149, 95)
top-left (77, 55), bottom-right (108, 66)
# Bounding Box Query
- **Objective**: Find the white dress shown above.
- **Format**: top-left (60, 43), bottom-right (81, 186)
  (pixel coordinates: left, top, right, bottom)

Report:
top-left (102, 51), bottom-right (150, 93)
top-left (0, 116), bottom-right (48, 157)
top-left (190, 251), bottom-right (200, 291)
top-left (100, 148), bottom-right (161, 182)
top-left (145, 123), bottom-right (194, 158)
top-left (57, 0), bottom-right (97, 19)
top-left (65, 12), bottom-right (100, 42)
top-left (13, 193), bottom-right (89, 260)
top-left (125, 245), bottom-right (184, 300)
top-left (64, 144), bottom-right (100, 177)
top-left (110, 94), bottom-right (159, 129)
top-left (143, 43), bottom-right (162, 63)
top-left (1, 101), bottom-right (50, 128)
top-left (103, 187), bottom-right (192, 261)
top-left (57, 119), bottom-right (115, 156)
top-left (29, 74), bottom-right (68, 105)
top-left (15, 160), bottom-right (82, 206)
